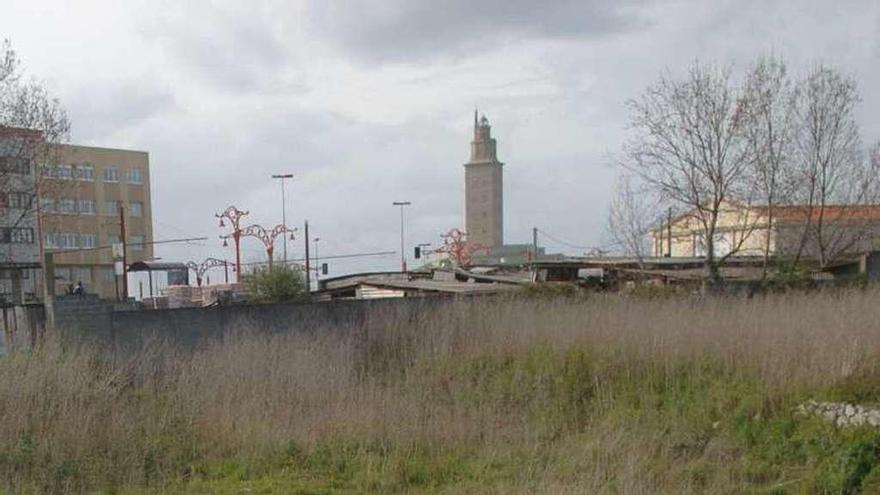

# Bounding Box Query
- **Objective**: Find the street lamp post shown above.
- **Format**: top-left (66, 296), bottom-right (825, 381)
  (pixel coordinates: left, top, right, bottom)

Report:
top-left (271, 174), bottom-right (294, 263)
top-left (392, 201), bottom-right (411, 272)
top-left (239, 223), bottom-right (297, 270)
top-left (186, 257), bottom-right (233, 287)
top-left (216, 205), bottom-right (249, 282)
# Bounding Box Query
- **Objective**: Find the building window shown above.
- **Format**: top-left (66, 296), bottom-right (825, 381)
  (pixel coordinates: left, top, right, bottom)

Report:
top-left (13, 228), bottom-right (34, 244)
top-left (40, 198), bottom-right (56, 213)
top-left (130, 201), bottom-right (143, 217)
top-left (101, 267), bottom-right (115, 282)
top-left (0, 270), bottom-right (30, 280)
top-left (45, 232), bottom-right (81, 250)
top-left (0, 156), bottom-right (30, 175)
top-left (62, 233), bottom-right (79, 249)
top-left (77, 164), bottom-right (95, 181)
top-left (103, 166), bottom-right (119, 182)
top-left (0, 228), bottom-right (35, 244)
top-left (46, 232), bottom-right (78, 249)
top-left (104, 201), bottom-right (119, 216)
top-left (58, 198), bottom-right (76, 214)
top-left (73, 267), bottom-right (92, 283)
top-left (56, 165), bottom-right (73, 180)
top-left (58, 233), bottom-right (78, 249)
top-left (2, 192), bottom-right (32, 210)
top-left (13, 192), bottom-right (31, 209)
top-left (130, 235), bottom-right (145, 251)
top-left (57, 198), bottom-right (73, 214)
top-left (128, 168), bottom-right (143, 184)
top-left (106, 234), bottom-right (120, 245)
top-left (78, 199), bottom-right (96, 215)
top-left (80, 233), bottom-right (96, 249)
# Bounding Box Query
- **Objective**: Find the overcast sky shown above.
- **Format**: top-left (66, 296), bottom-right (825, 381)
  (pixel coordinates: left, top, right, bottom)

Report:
top-left (1, 0), bottom-right (879, 276)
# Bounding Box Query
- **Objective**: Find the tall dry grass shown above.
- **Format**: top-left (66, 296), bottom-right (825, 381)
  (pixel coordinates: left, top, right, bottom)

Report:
top-left (1, 289), bottom-right (880, 493)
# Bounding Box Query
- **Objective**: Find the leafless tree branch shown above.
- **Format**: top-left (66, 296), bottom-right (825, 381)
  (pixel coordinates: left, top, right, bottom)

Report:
top-left (622, 61), bottom-right (754, 286)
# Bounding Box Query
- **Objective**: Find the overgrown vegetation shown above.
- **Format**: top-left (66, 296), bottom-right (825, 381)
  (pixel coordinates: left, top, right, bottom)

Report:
top-left (243, 264), bottom-right (307, 303)
top-left (3, 290), bottom-right (880, 493)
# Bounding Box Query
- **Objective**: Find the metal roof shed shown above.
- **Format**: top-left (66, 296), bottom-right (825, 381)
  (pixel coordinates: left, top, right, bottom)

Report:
top-left (127, 261), bottom-right (189, 297)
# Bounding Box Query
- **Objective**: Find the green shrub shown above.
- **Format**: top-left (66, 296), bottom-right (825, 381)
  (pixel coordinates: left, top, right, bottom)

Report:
top-left (518, 282), bottom-right (583, 299)
top-left (243, 264), bottom-right (307, 303)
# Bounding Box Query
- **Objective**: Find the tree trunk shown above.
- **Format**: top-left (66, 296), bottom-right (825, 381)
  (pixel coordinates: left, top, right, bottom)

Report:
top-left (761, 206), bottom-right (773, 283)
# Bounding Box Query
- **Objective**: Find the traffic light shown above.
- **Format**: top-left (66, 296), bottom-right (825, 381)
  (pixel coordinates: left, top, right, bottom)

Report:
top-left (414, 246), bottom-right (421, 259)
top-left (321, 263), bottom-right (328, 275)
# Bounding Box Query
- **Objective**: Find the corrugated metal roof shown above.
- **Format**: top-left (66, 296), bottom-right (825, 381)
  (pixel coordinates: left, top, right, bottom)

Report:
top-left (320, 272), bottom-right (420, 291)
top-left (616, 266), bottom-right (767, 281)
top-left (128, 261), bottom-right (188, 272)
top-left (530, 256), bottom-right (768, 269)
top-left (364, 279), bottom-right (520, 294)
top-left (317, 271), bottom-right (520, 295)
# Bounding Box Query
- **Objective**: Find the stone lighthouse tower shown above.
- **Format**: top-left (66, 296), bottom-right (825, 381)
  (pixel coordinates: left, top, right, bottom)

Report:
top-left (464, 111), bottom-right (504, 248)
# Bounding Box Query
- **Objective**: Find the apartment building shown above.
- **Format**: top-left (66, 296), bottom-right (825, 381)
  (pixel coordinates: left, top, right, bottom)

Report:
top-left (0, 127), bottom-right (41, 303)
top-left (40, 144), bottom-right (153, 299)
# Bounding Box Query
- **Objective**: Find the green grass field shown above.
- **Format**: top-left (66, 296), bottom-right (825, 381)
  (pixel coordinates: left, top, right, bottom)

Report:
top-left (2, 290), bottom-right (880, 493)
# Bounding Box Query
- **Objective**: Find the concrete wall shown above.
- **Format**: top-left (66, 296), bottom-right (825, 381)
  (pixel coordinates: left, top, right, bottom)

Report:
top-left (775, 221), bottom-right (880, 262)
top-left (0, 303), bottom-right (45, 353)
top-left (55, 296), bottom-right (451, 355)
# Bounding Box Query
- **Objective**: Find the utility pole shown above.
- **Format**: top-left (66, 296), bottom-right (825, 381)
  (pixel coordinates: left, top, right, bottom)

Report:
top-left (666, 207), bottom-right (673, 257)
top-left (392, 201), bottom-right (411, 272)
top-left (314, 237), bottom-right (321, 286)
top-left (271, 173), bottom-right (294, 263)
top-left (304, 220), bottom-right (311, 292)
top-left (532, 227), bottom-right (538, 262)
top-left (119, 202), bottom-right (128, 300)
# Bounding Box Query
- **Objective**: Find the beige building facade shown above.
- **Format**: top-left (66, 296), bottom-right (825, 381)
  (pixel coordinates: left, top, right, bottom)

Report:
top-left (464, 112), bottom-right (504, 248)
top-left (652, 201), bottom-right (880, 260)
top-left (652, 203), bottom-right (769, 258)
top-left (40, 144), bottom-right (153, 299)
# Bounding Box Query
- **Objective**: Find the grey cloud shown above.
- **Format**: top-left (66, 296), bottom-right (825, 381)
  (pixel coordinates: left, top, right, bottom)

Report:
top-left (8, 0), bottom-right (878, 276)
top-left (139, 7), bottom-right (294, 93)
top-left (306, 0), bottom-right (650, 62)
top-left (135, 105), bottom-right (468, 268)
top-left (66, 80), bottom-right (175, 142)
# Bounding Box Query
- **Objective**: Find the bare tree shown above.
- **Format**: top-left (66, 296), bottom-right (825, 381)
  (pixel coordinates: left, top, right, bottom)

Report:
top-left (622, 61), bottom-right (755, 286)
top-left (605, 173), bottom-right (657, 265)
top-left (0, 40), bottom-right (70, 258)
top-left (787, 64), bottom-right (877, 267)
top-left (873, 141), bottom-right (880, 178)
top-left (740, 55), bottom-right (796, 280)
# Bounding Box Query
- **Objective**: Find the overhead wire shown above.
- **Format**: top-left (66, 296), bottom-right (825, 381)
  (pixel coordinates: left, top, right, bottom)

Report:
top-left (535, 228), bottom-right (595, 251)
